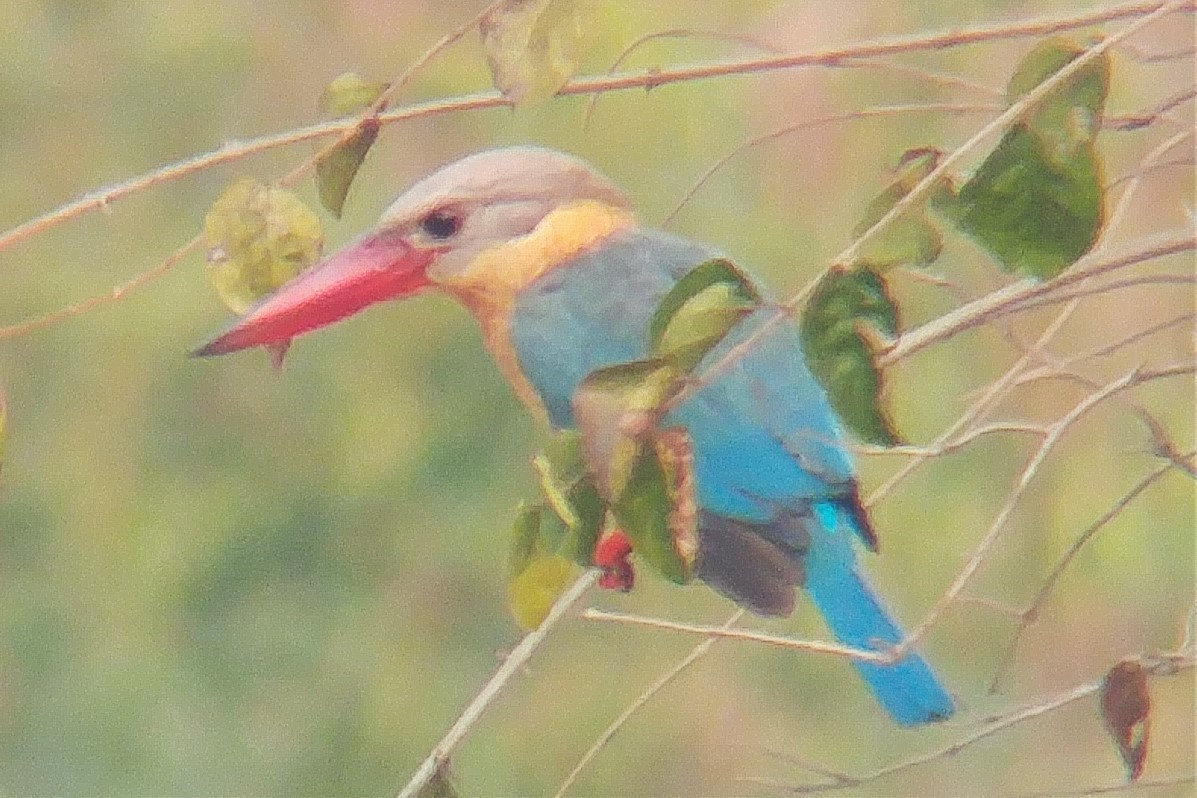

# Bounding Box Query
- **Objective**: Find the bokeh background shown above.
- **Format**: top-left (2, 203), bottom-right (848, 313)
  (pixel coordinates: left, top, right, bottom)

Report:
top-left (0, 1), bottom-right (1192, 795)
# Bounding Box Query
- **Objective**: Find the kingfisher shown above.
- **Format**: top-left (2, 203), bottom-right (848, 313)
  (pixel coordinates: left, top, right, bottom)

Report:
top-left (195, 147), bottom-right (954, 726)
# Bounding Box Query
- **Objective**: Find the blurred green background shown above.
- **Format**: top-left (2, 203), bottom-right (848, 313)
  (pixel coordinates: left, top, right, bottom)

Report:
top-left (0, 1), bottom-right (1192, 795)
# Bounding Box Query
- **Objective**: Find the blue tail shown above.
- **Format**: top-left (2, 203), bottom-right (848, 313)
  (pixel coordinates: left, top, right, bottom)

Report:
top-left (804, 504), bottom-right (954, 726)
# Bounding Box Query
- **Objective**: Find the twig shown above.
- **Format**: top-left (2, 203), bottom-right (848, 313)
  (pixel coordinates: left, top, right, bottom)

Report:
top-left (278, 0), bottom-right (508, 186)
top-left (667, 2), bottom-right (1187, 414)
top-left (581, 608), bottom-right (891, 663)
top-left (894, 363), bottom-right (1197, 657)
top-left (761, 649), bottom-right (1195, 794)
top-left (0, 237), bottom-right (199, 342)
top-left (662, 102), bottom-right (1001, 227)
top-left (988, 452), bottom-right (1197, 692)
top-left (867, 299), bottom-right (1079, 507)
top-left (553, 609), bottom-right (746, 798)
top-left (582, 28), bottom-right (780, 128)
top-left (3, 0), bottom-right (1190, 258)
top-left (1017, 774), bottom-right (1195, 797)
top-left (394, 570), bottom-right (599, 798)
top-left (880, 233), bottom-right (1196, 367)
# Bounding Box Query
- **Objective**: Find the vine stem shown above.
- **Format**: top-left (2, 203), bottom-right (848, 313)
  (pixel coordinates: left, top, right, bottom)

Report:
top-left (394, 570), bottom-right (599, 798)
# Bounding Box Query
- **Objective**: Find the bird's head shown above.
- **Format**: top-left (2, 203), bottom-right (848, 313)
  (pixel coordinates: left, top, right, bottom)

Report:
top-left (194, 146), bottom-right (629, 357)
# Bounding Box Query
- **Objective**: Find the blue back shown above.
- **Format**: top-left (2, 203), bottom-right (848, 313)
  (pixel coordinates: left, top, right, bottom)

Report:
top-left (510, 227), bottom-right (955, 726)
top-left (510, 228), bottom-right (855, 524)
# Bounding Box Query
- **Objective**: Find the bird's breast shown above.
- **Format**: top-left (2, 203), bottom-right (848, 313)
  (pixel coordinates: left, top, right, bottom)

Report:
top-left (438, 200), bottom-right (637, 421)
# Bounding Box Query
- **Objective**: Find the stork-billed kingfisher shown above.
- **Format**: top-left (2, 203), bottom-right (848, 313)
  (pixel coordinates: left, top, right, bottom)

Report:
top-left (196, 147), bottom-right (954, 726)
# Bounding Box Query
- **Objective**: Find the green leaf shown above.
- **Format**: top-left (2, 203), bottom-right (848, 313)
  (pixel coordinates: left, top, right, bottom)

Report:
top-left (558, 478), bottom-right (605, 566)
top-left (649, 259), bottom-right (762, 371)
top-left (534, 430), bottom-right (605, 563)
top-left (506, 553), bottom-right (578, 630)
top-left (572, 359), bottom-right (678, 500)
top-left (480, 0), bottom-right (590, 105)
top-left (853, 148), bottom-right (947, 269)
top-left (203, 178), bottom-right (324, 315)
top-left (1008, 38), bottom-right (1109, 159)
top-left (508, 501), bottom-right (543, 578)
top-left (951, 125), bottom-right (1103, 279)
top-left (320, 72), bottom-right (388, 117)
top-left (800, 268), bottom-right (901, 447)
top-left (946, 39), bottom-right (1108, 279)
top-left (315, 72), bottom-right (389, 218)
top-left (612, 434), bottom-right (695, 585)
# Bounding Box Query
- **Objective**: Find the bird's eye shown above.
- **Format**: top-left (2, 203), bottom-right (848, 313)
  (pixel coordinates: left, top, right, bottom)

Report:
top-left (419, 210), bottom-right (461, 240)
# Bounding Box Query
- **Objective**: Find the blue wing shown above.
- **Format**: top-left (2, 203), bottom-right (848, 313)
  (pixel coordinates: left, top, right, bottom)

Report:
top-left (510, 228), bottom-right (953, 725)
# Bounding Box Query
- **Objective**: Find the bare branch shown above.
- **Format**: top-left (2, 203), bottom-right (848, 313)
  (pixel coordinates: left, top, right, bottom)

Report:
top-left (553, 609), bottom-right (746, 798)
top-left (895, 363), bottom-right (1197, 657)
top-left (394, 571), bottom-right (599, 798)
top-left (581, 608), bottom-right (891, 663)
top-left (4, 1), bottom-right (1190, 259)
top-left (881, 233), bottom-right (1196, 367)
top-left (764, 649), bottom-right (1195, 794)
top-left (663, 102), bottom-right (1001, 226)
top-left (989, 454), bottom-right (1194, 691)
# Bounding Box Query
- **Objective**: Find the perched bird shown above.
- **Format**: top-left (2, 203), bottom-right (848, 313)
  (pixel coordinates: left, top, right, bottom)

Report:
top-left (196, 147), bottom-right (954, 726)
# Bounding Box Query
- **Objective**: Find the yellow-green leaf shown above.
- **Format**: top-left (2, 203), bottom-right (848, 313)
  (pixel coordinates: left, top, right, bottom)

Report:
top-left (204, 178), bottom-right (324, 315)
top-left (1008, 38), bottom-right (1109, 160)
top-left (533, 452), bottom-right (580, 528)
top-left (480, 0), bottom-right (590, 105)
top-left (506, 553), bottom-right (578, 630)
top-left (320, 72), bottom-right (388, 117)
top-left (799, 268), bottom-right (901, 447)
top-left (946, 39), bottom-right (1108, 279)
top-left (315, 72), bottom-right (389, 218)
top-left (649, 259), bottom-right (761, 371)
top-left (853, 148), bottom-right (947, 269)
top-left (572, 359), bottom-right (678, 501)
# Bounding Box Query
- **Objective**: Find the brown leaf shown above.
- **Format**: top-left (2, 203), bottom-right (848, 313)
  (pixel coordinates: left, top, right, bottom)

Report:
top-left (654, 427), bottom-right (698, 574)
top-left (1100, 659), bottom-right (1151, 781)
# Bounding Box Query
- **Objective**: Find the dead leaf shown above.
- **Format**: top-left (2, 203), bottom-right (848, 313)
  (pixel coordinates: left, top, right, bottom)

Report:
top-left (1100, 659), bottom-right (1151, 781)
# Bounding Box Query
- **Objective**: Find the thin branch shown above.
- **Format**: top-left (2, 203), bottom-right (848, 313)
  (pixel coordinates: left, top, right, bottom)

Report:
top-left (668, 2), bottom-right (1187, 414)
top-left (581, 608), bottom-right (891, 663)
top-left (867, 299), bottom-right (1079, 508)
top-left (989, 453), bottom-right (1196, 692)
top-left (881, 233), bottom-right (1196, 367)
top-left (553, 609), bottom-right (746, 798)
top-left (1001, 272), bottom-right (1195, 314)
top-left (1105, 87), bottom-right (1196, 131)
top-left (0, 237), bottom-right (200, 342)
top-left (1011, 312), bottom-right (1194, 385)
top-left (3, 0), bottom-right (1190, 258)
top-left (762, 649), bottom-right (1195, 794)
top-left (894, 363), bottom-right (1197, 657)
top-left (279, 0), bottom-right (508, 186)
top-left (394, 571), bottom-right (599, 798)
top-left (582, 28), bottom-right (780, 128)
top-left (1017, 775), bottom-right (1196, 797)
top-left (662, 102), bottom-right (1001, 227)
